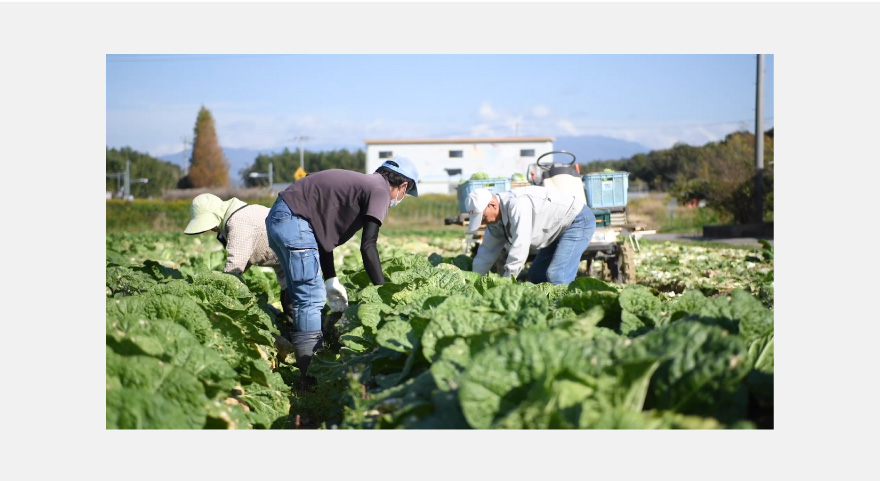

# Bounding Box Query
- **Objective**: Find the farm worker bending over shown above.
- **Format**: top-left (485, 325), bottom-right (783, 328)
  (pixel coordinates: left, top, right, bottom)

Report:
top-left (184, 194), bottom-right (295, 339)
top-left (266, 157), bottom-right (419, 387)
top-left (466, 186), bottom-right (595, 285)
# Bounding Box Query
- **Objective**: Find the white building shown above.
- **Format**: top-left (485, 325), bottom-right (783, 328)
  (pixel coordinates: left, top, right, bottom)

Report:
top-left (364, 137), bottom-right (555, 195)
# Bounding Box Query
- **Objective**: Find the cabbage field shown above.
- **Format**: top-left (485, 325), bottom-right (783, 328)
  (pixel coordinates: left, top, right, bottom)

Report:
top-left (106, 229), bottom-right (773, 429)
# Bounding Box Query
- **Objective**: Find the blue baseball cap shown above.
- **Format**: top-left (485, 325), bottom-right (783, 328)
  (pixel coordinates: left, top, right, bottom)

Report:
top-left (379, 156), bottom-right (419, 197)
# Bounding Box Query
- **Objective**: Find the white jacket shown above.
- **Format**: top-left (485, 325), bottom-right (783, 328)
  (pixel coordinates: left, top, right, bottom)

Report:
top-left (472, 186), bottom-right (582, 279)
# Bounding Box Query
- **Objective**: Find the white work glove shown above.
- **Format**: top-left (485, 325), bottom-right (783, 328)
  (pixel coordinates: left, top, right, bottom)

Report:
top-left (324, 277), bottom-right (349, 313)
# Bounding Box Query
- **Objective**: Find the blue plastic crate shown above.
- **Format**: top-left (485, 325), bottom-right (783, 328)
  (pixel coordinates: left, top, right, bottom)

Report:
top-left (584, 172), bottom-right (629, 208)
top-left (457, 178), bottom-right (511, 213)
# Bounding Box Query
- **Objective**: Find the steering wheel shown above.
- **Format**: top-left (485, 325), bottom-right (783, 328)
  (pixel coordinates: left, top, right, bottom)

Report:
top-left (527, 150), bottom-right (579, 185)
top-left (536, 150), bottom-right (576, 166)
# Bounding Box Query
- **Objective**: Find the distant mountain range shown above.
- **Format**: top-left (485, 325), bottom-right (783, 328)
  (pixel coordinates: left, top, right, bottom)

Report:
top-left (159, 136), bottom-right (650, 187)
top-left (553, 135), bottom-right (651, 164)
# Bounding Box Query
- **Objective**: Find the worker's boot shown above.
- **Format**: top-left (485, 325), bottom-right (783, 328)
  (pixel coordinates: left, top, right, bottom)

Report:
top-left (290, 330), bottom-right (323, 390)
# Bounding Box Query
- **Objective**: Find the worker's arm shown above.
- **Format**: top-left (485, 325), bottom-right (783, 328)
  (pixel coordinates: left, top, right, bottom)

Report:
top-left (503, 198), bottom-right (533, 279)
top-left (361, 216), bottom-right (385, 285)
top-left (472, 226), bottom-right (505, 276)
top-left (318, 246), bottom-right (336, 280)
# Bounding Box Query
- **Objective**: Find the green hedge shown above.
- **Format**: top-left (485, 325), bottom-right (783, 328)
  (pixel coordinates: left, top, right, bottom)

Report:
top-left (106, 199), bottom-right (190, 233)
top-left (382, 194), bottom-right (459, 227)
top-left (106, 194), bottom-right (460, 233)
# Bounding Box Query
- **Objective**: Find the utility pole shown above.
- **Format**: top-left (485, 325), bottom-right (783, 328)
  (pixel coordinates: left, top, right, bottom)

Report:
top-left (124, 160), bottom-right (131, 198)
top-left (182, 136), bottom-right (192, 176)
top-left (290, 135), bottom-right (311, 171)
top-left (754, 54), bottom-right (765, 224)
top-left (107, 159), bottom-right (146, 198)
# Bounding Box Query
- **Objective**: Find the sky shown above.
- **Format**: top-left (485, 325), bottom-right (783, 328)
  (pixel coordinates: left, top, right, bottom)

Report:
top-left (106, 54), bottom-right (774, 157)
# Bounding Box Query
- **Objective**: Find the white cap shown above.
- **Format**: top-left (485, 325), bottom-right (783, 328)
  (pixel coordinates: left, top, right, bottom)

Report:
top-left (465, 188), bottom-right (495, 233)
top-left (184, 193), bottom-right (224, 234)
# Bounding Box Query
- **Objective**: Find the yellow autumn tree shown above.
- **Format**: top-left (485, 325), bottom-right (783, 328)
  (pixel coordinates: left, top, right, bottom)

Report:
top-left (188, 106), bottom-right (230, 188)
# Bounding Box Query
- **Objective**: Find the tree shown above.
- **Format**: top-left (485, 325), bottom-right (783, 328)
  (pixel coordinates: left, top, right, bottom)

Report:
top-left (576, 129), bottom-right (773, 220)
top-left (671, 131), bottom-right (774, 223)
top-left (241, 148), bottom-right (366, 185)
top-left (106, 146), bottom-right (183, 198)
top-left (187, 106), bottom-right (229, 188)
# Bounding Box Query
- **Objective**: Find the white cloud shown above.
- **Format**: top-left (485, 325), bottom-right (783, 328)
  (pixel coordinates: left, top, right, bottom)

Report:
top-left (114, 99), bottom-right (764, 159)
top-left (210, 112), bottom-right (375, 150)
top-left (151, 142), bottom-right (189, 157)
top-left (532, 104), bottom-right (551, 118)
top-left (553, 118), bottom-right (764, 151)
top-left (478, 101), bottom-right (498, 121)
top-left (556, 119), bottom-right (580, 136)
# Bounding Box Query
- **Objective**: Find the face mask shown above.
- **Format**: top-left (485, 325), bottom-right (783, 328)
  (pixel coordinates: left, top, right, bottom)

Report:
top-left (390, 184), bottom-right (406, 208)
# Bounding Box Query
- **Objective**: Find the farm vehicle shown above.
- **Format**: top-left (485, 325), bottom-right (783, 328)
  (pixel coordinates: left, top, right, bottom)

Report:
top-left (444, 151), bottom-right (650, 284)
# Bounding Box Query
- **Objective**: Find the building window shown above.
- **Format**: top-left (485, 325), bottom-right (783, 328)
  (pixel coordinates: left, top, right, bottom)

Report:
top-left (520, 149), bottom-right (535, 157)
top-left (379, 151), bottom-right (393, 159)
top-left (449, 150), bottom-right (463, 158)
